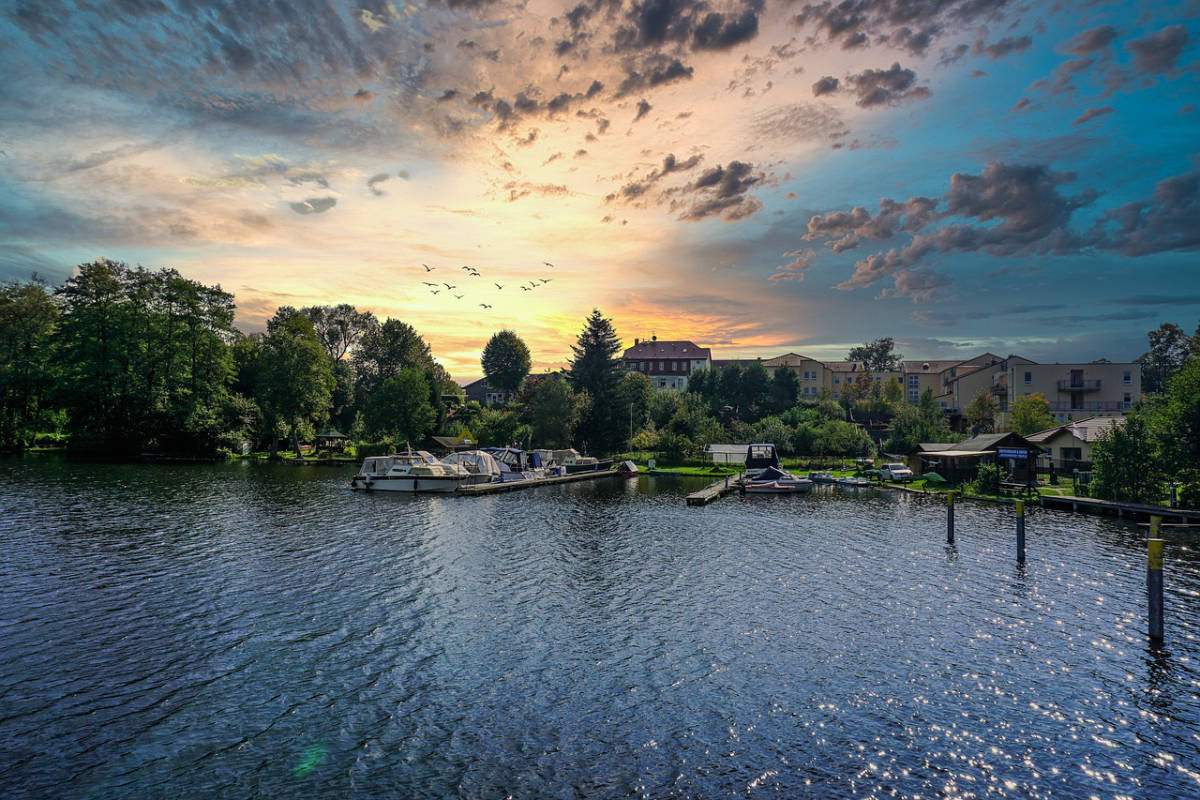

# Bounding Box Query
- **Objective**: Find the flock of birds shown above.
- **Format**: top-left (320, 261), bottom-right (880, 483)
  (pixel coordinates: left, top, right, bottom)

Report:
top-left (420, 261), bottom-right (555, 309)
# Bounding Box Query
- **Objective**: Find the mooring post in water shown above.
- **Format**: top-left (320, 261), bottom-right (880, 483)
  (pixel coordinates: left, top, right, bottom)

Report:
top-left (946, 491), bottom-right (955, 544)
top-left (1148, 515), bottom-right (1164, 642)
top-left (1015, 500), bottom-right (1026, 563)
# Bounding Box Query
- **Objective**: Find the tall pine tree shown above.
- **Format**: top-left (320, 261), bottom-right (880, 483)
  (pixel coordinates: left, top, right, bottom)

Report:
top-left (567, 309), bottom-right (623, 455)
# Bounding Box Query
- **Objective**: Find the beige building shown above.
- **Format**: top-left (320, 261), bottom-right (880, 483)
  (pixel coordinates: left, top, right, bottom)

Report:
top-left (1026, 416), bottom-right (1125, 469)
top-left (990, 359), bottom-right (1140, 427)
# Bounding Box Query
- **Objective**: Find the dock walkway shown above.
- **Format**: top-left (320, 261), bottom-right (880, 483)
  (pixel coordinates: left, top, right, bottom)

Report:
top-left (1039, 494), bottom-right (1200, 524)
top-left (458, 469), bottom-right (622, 495)
top-left (686, 476), bottom-right (739, 506)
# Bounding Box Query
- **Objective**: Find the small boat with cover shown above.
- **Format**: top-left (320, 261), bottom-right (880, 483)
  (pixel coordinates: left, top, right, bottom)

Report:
top-left (741, 443), bottom-right (813, 494)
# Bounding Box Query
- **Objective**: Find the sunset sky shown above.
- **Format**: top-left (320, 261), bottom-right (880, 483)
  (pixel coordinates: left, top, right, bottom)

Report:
top-left (2, 0), bottom-right (1198, 379)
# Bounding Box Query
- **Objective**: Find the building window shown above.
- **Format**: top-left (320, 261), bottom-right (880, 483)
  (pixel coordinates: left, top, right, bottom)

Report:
top-left (1024, 371), bottom-right (1032, 384)
top-left (658, 361), bottom-right (664, 371)
top-left (1123, 393), bottom-right (1132, 409)
top-left (908, 390), bottom-right (919, 402)
top-left (908, 375), bottom-right (919, 388)
top-left (833, 377), bottom-right (840, 385)
top-left (669, 361), bottom-right (675, 371)
top-left (1123, 371), bottom-right (1132, 385)
top-left (833, 392), bottom-right (839, 400)
top-left (1062, 447), bottom-right (1082, 461)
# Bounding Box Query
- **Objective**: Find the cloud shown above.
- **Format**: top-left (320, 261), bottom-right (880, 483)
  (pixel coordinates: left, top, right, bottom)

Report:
top-left (1064, 25), bottom-right (1118, 55)
top-left (615, 55), bottom-right (695, 97)
top-left (352, 88), bottom-right (377, 103)
top-left (845, 63), bottom-right (930, 107)
top-left (674, 160), bottom-right (764, 221)
top-left (691, 10), bottom-right (760, 51)
top-left (769, 248), bottom-right (814, 281)
top-left (367, 173), bottom-right (390, 195)
top-left (1092, 169), bottom-right (1200, 256)
top-left (1126, 25), bottom-right (1189, 75)
top-left (634, 98), bottom-right (652, 121)
top-left (973, 35), bottom-right (1032, 59)
top-left (812, 75), bottom-right (840, 96)
top-left (289, 196), bottom-right (337, 214)
top-left (791, 0), bottom-right (1012, 56)
top-left (1072, 105), bottom-right (1114, 126)
top-left (1110, 295), bottom-right (1200, 306)
top-left (607, 152), bottom-right (703, 203)
top-left (877, 269), bottom-right (949, 303)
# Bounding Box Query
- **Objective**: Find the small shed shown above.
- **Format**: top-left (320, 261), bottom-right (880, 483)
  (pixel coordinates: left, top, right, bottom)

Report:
top-left (316, 429), bottom-right (348, 452)
top-left (1027, 416), bottom-right (1123, 470)
top-left (909, 432), bottom-right (1041, 484)
top-left (705, 443), bottom-right (749, 465)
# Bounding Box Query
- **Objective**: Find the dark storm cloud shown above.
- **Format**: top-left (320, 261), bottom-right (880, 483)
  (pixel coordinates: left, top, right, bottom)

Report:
top-left (691, 10), bottom-right (760, 51)
top-left (812, 75), bottom-right (840, 96)
top-left (290, 196), bottom-right (337, 214)
top-left (844, 63), bottom-right (930, 107)
top-left (611, 0), bottom-right (762, 54)
top-left (1126, 25), bottom-right (1189, 75)
top-left (973, 35), bottom-right (1031, 59)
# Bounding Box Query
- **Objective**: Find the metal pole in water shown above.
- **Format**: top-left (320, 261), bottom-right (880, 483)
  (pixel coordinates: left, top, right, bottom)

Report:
top-left (1148, 515), bottom-right (1164, 642)
top-left (947, 491), bottom-right (955, 545)
top-left (1015, 500), bottom-right (1026, 563)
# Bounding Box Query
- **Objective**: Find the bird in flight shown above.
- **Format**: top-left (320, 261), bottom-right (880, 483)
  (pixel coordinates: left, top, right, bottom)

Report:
top-left (454, 294), bottom-right (464, 299)
top-left (479, 303), bottom-right (492, 309)
top-left (521, 285), bottom-right (531, 291)
top-left (494, 283), bottom-right (504, 290)
top-left (543, 261), bottom-right (554, 267)
top-left (430, 289), bottom-right (440, 295)
top-left (443, 283), bottom-right (456, 289)
top-left (423, 263), bottom-right (435, 271)
top-left (422, 281), bottom-right (437, 286)
top-left (540, 278), bottom-right (552, 284)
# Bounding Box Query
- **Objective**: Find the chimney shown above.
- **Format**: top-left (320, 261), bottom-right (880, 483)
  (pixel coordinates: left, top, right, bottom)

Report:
top-left (634, 337), bottom-right (639, 345)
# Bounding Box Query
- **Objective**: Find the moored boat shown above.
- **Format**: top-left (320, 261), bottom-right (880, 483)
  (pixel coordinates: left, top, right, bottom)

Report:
top-left (441, 449), bottom-right (502, 486)
top-left (836, 476), bottom-right (871, 488)
top-left (808, 471), bottom-right (836, 484)
top-left (350, 449), bottom-right (467, 492)
top-left (741, 444), bottom-right (813, 494)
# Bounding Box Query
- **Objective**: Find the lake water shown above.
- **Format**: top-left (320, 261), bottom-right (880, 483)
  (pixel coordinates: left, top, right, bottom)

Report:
top-left (2, 457), bottom-right (1199, 798)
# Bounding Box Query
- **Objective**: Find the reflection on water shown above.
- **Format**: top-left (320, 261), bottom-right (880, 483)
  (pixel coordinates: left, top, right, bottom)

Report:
top-left (2, 457), bottom-right (1199, 798)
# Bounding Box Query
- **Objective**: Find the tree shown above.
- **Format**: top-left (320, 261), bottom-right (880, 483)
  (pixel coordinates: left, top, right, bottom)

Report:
top-left (883, 375), bottom-right (904, 405)
top-left (301, 304), bottom-right (377, 362)
top-left (769, 367), bottom-right (800, 413)
top-left (0, 280), bottom-right (59, 450)
top-left (739, 361), bottom-right (771, 419)
top-left (481, 329), bottom-right (532, 394)
top-left (884, 392), bottom-right (957, 454)
top-left (362, 369), bottom-right (436, 444)
top-left (718, 363), bottom-right (744, 413)
top-left (352, 318), bottom-right (447, 433)
top-left (847, 337), bottom-right (902, 372)
top-left (523, 374), bottom-right (581, 448)
top-left (567, 309), bottom-right (624, 454)
top-left (964, 389), bottom-right (998, 434)
top-left (1008, 392), bottom-right (1053, 435)
top-left (1137, 322), bottom-right (1193, 394)
top-left (1091, 410), bottom-right (1163, 503)
top-left (257, 309), bottom-right (335, 457)
top-left (1153, 353), bottom-right (1200, 487)
top-left (617, 372), bottom-right (655, 446)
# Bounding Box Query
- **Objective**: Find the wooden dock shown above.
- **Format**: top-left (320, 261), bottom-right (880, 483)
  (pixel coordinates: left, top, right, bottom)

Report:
top-left (458, 469), bottom-right (624, 495)
top-left (686, 476), bottom-right (739, 506)
top-left (1040, 494), bottom-right (1200, 524)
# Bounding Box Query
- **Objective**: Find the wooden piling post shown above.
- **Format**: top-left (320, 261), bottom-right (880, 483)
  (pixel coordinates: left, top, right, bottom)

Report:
top-left (1148, 515), bottom-right (1164, 642)
top-left (1015, 500), bottom-right (1026, 564)
top-left (946, 491), bottom-right (955, 545)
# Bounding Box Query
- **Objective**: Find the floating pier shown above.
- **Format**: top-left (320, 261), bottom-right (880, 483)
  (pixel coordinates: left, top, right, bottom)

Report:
top-left (685, 476), bottom-right (739, 506)
top-left (1039, 494), bottom-right (1200, 524)
top-left (458, 469), bottom-right (624, 495)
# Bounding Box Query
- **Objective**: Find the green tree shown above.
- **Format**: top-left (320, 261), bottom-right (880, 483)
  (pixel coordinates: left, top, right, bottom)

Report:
top-left (847, 337), bottom-right (902, 372)
top-left (617, 371), bottom-right (655, 446)
top-left (567, 309), bottom-right (624, 454)
top-left (523, 373), bottom-right (581, 448)
top-left (481, 329), bottom-right (532, 394)
top-left (769, 367), bottom-right (800, 413)
top-left (964, 389), bottom-right (998, 434)
top-left (0, 280), bottom-right (59, 450)
top-left (1091, 410), bottom-right (1163, 503)
top-left (1008, 392), bottom-right (1054, 435)
top-left (301, 304), bottom-right (378, 361)
top-left (739, 361), bottom-right (771, 420)
top-left (1137, 322), bottom-right (1192, 394)
top-left (1154, 354), bottom-right (1200, 487)
top-left (362, 369), bottom-right (436, 444)
top-left (718, 363), bottom-right (744, 413)
top-left (352, 318), bottom-right (447, 432)
top-left (257, 309), bottom-right (335, 458)
top-left (473, 406), bottom-right (530, 448)
top-left (883, 375), bottom-right (904, 405)
top-left (884, 392), bottom-right (957, 454)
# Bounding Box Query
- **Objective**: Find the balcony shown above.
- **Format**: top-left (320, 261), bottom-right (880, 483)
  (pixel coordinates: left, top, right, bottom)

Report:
top-left (1057, 379), bottom-right (1102, 392)
top-left (1046, 400), bottom-right (1128, 412)
top-left (991, 383), bottom-right (1007, 395)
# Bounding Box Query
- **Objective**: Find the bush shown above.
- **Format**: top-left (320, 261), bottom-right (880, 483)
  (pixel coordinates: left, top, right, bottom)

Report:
top-left (355, 440), bottom-right (395, 458)
top-left (1179, 483), bottom-right (1200, 509)
top-left (968, 463), bottom-right (1001, 495)
top-left (33, 432), bottom-right (68, 448)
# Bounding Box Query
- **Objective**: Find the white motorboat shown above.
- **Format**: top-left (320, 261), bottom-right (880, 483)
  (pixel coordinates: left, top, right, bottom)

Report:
top-left (836, 476), bottom-right (871, 488)
top-left (350, 449), bottom-right (467, 492)
top-left (441, 450), bottom-right (502, 486)
top-left (741, 444), bottom-right (814, 494)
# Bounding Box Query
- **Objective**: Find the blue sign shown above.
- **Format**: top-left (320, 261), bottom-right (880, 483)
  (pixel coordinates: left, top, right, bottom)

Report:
top-left (997, 447), bottom-right (1028, 459)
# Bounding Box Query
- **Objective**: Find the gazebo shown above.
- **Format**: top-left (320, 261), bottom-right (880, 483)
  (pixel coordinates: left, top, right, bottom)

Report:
top-left (316, 429), bottom-right (348, 452)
